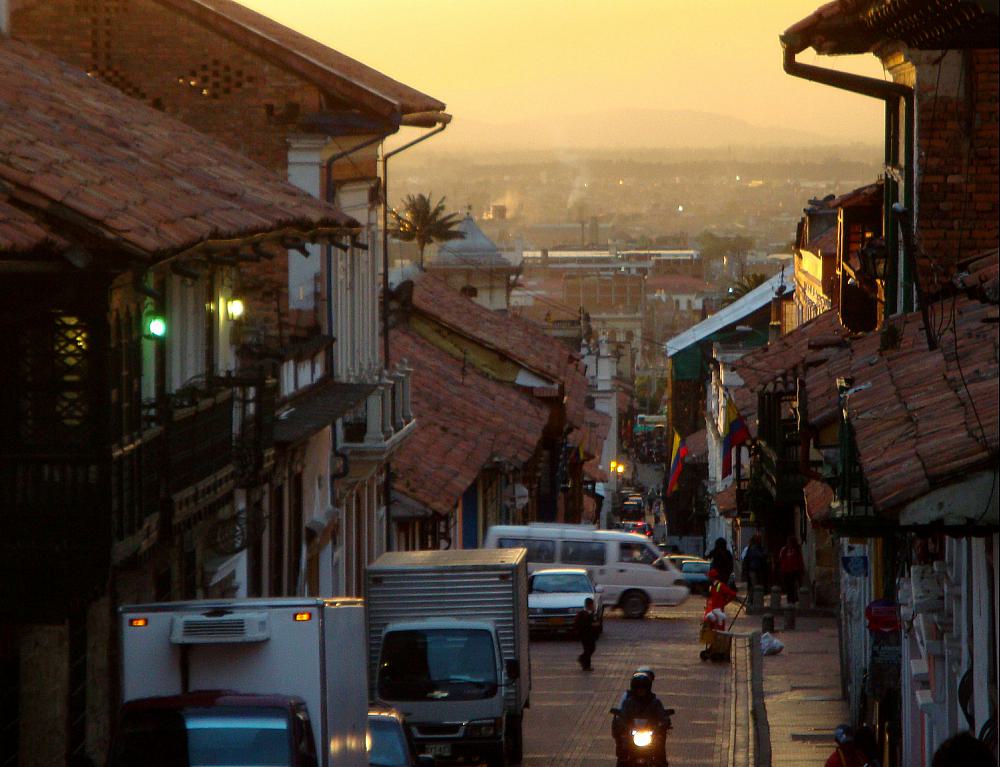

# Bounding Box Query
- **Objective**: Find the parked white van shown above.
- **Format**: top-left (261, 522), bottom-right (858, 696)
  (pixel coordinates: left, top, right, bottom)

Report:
top-left (483, 524), bottom-right (689, 618)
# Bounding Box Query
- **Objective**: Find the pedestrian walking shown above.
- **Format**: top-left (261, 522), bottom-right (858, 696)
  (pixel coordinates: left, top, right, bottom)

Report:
top-left (573, 597), bottom-right (599, 671)
top-left (706, 537), bottom-right (735, 587)
top-left (778, 536), bottom-right (805, 604)
top-left (824, 724), bottom-right (867, 767)
top-left (742, 534), bottom-right (768, 591)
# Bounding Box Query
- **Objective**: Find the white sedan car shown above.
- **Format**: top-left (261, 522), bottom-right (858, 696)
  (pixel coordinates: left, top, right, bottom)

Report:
top-left (527, 568), bottom-right (604, 636)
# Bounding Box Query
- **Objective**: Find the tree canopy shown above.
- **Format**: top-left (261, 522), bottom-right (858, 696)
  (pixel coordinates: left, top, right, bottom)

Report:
top-left (390, 193), bottom-right (464, 269)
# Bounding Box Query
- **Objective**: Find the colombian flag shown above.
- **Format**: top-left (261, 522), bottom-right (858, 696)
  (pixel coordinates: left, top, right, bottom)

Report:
top-left (666, 430), bottom-right (688, 496)
top-left (722, 398), bottom-right (751, 478)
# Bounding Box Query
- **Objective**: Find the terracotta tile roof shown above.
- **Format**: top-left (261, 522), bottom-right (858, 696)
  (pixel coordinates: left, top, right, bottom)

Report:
top-left (831, 182), bottom-right (882, 209)
top-left (389, 328), bottom-right (548, 515)
top-left (0, 38), bottom-right (356, 261)
top-left (952, 248), bottom-right (1000, 304)
top-left (410, 273), bottom-right (590, 427)
top-left (646, 274), bottom-right (714, 294)
top-left (0, 195), bottom-right (66, 254)
top-left (155, 0), bottom-right (445, 117)
top-left (730, 310), bottom-right (850, 435)
top-left (782, 0), bottom-right (998, 55)
top-left (836, 293), bottom-right (998, 513)
top-left (804, 479), bottom-right (835, 525)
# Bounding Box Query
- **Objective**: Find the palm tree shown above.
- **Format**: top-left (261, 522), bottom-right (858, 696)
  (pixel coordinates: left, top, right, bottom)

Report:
top-left (723, 272), bottom-right (768, 305)
top-left (390, 193), bottom-right (465, 269)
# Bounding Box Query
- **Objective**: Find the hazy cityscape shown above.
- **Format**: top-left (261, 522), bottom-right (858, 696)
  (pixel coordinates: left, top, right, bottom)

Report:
top-left (1, 2), bottom-right (996, 767)
top-left (393, 144), bottom-right (882, 256)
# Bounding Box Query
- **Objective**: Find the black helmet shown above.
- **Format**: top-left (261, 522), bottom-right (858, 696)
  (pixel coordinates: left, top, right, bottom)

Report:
top-left (629, 673), bottom-right (653, 694)
top-left (636, 666), bottom-right (655, 682)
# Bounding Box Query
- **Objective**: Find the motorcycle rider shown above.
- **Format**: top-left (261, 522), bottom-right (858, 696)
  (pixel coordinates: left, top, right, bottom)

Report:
top-left (611, 671), bottom-right (672, 766)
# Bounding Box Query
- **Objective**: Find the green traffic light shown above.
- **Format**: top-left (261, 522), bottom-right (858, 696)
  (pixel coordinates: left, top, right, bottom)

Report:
top-left (147, 316), bottom-right (167, 338)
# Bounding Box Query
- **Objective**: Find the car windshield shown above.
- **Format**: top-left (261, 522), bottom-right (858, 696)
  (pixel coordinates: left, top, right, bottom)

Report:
top-left (368, 718), bottom-right (412, 767)
top-left (378, 628), bottom-right (498, 702)
top-left (531, 573), bottom-right (592, 593)
top-left (110, 706), bottom-right (292, 767)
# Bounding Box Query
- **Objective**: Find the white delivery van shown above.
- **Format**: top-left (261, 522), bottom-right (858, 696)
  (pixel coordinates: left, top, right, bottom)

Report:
top-left (483, 523), bottom-right (689, 618)
top-left (112, 598), bottom-right (368, 767)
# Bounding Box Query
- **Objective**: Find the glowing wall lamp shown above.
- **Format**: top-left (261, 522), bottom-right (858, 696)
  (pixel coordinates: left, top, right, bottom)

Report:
top-left (226, 298), bottom-right (245, 321)
top-left (146, 314), bottom-right (167, 339)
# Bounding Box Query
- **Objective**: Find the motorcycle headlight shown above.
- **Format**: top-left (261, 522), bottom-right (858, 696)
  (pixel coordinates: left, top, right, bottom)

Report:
top-left (466, 718), bottom-right (501, 738)
top-left (632, 729), bottom-right (653, 748)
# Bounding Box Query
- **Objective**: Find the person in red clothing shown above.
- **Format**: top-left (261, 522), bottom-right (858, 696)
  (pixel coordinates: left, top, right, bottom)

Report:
top-left (824, 724), bottom-right (868, 767)
top-left (703, 568), bottom-right (738, 628)
top-left (777, 536), bottom-right (805, 604)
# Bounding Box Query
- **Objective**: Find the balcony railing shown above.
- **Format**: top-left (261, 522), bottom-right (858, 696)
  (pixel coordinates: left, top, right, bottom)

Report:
top-left (0, 453), bottom-right (108, 613)
top-left (342, 365), bottom-right (415, 460)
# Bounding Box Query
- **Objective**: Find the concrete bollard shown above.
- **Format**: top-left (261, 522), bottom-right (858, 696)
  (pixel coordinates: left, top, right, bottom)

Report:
top-left (798, 585), bottom-right (812, 610)
top-left (783, 604), bottom-right (797, 631)
top-left (761, 613), bottom-right (775, 634)
top-left (769, 586), bottom-right (782, 612)
top-left (751, 586), bottom-right (764, 613)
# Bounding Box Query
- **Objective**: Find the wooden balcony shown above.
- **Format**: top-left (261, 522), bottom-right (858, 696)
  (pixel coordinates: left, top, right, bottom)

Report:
top-left (0, 452), bottom-right (108, 616)
top-left (160, 389), bottom-right (236, 529)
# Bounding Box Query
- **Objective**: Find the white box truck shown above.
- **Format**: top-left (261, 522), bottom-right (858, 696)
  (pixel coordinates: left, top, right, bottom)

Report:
top-left (110, 598), bottom-right (368, 767)
top-left (366, 549), bottom-right (531, 767)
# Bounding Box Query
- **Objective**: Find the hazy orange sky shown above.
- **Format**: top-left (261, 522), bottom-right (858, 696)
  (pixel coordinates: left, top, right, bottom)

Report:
top-left (236, 0), bottom-right (887, 151)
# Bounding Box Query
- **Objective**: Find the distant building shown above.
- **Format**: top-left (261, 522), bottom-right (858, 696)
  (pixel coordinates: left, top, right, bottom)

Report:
top-left (426, 214), bottom-right (517, 311)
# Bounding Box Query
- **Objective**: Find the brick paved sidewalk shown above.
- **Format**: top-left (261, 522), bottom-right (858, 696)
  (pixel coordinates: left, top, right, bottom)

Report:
top-left (742, 610), bottom-right (848, 766)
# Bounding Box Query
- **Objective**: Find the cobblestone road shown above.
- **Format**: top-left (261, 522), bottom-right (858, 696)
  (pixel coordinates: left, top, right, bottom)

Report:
top-left (521, 600), bottom-right (732, 767)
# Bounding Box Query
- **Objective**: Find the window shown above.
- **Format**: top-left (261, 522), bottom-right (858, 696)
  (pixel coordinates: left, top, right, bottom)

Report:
top-left (560, 540), bottom-right (606, 566)
top-left (619, 542), bottom-right (658, 565)
top-left (497, 537), bottom-right (556, 563)
top-left (530, 573), bottom-right (593, 594)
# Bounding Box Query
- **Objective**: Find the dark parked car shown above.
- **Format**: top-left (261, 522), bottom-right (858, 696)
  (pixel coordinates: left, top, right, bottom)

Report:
top-left (368, 708), bottom-right (434, 767)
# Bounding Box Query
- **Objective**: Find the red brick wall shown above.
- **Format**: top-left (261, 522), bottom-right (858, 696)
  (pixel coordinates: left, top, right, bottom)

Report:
top-left (10, 0), bottom-right (323, 173)
top-left (916, 49), bottom-right (999, 288)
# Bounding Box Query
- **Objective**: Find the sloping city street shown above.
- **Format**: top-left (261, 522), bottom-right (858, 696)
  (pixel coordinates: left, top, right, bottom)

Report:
top-left (524, 603), bottom-right (729, 767)
top-left (1, 1), bottom-right (997, 766)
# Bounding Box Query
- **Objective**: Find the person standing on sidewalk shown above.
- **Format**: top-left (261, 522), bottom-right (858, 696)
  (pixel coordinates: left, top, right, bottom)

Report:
top-left (824, 725), bottom-right (867, 767)
top-left (742, 534), bottom-right (768, 591)
top-left (573, 597), bottom-right (599, 671)
top-left (778, 536), bottom-right (805, 604)
top-left (706, 537), bottom-right (735, 588)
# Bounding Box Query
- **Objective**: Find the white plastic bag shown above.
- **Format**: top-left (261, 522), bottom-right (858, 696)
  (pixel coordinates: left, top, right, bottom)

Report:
top-left (760, 632), bottom-right (785, 656)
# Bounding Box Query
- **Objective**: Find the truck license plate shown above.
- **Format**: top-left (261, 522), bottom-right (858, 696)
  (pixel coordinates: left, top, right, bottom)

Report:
top-left (547, 617), bottom-right (565, 625)
top-left (425, 744), bottom-right (452, 757)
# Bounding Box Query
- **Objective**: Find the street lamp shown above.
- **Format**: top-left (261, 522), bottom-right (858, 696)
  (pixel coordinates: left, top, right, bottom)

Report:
top-left (226, 297), bottom-right (245, 321)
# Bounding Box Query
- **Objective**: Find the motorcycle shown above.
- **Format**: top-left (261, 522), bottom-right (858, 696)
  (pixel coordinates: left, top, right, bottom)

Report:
top-left (611, 709), bottom-right (674, 767)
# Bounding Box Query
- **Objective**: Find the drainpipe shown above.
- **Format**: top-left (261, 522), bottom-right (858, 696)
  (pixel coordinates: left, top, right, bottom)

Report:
top-left (781, 43), bottom-right (915, 315)
top-left (380, 112), bottom-right (452, 365)
top-left (379, 111), bottom-right (451, 552)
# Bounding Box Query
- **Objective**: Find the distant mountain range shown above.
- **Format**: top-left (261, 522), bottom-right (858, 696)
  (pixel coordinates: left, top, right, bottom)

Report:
top-left (434, 108), bottom-right (879, 152)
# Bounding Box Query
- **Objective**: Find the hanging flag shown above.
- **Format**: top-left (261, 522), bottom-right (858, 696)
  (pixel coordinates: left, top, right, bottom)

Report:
top-left (721, 398), bottom-right (752, 478)
top-left (667, 430), bottom-right (688, 495)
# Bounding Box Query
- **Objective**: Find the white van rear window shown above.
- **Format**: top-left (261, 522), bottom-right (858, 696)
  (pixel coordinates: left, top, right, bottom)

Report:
top-left (497, 537), bottom-right (556, 563)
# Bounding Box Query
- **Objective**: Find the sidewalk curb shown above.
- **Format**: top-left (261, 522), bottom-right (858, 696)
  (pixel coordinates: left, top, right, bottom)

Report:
top-left (749, 631), bottom-right (772, 767)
